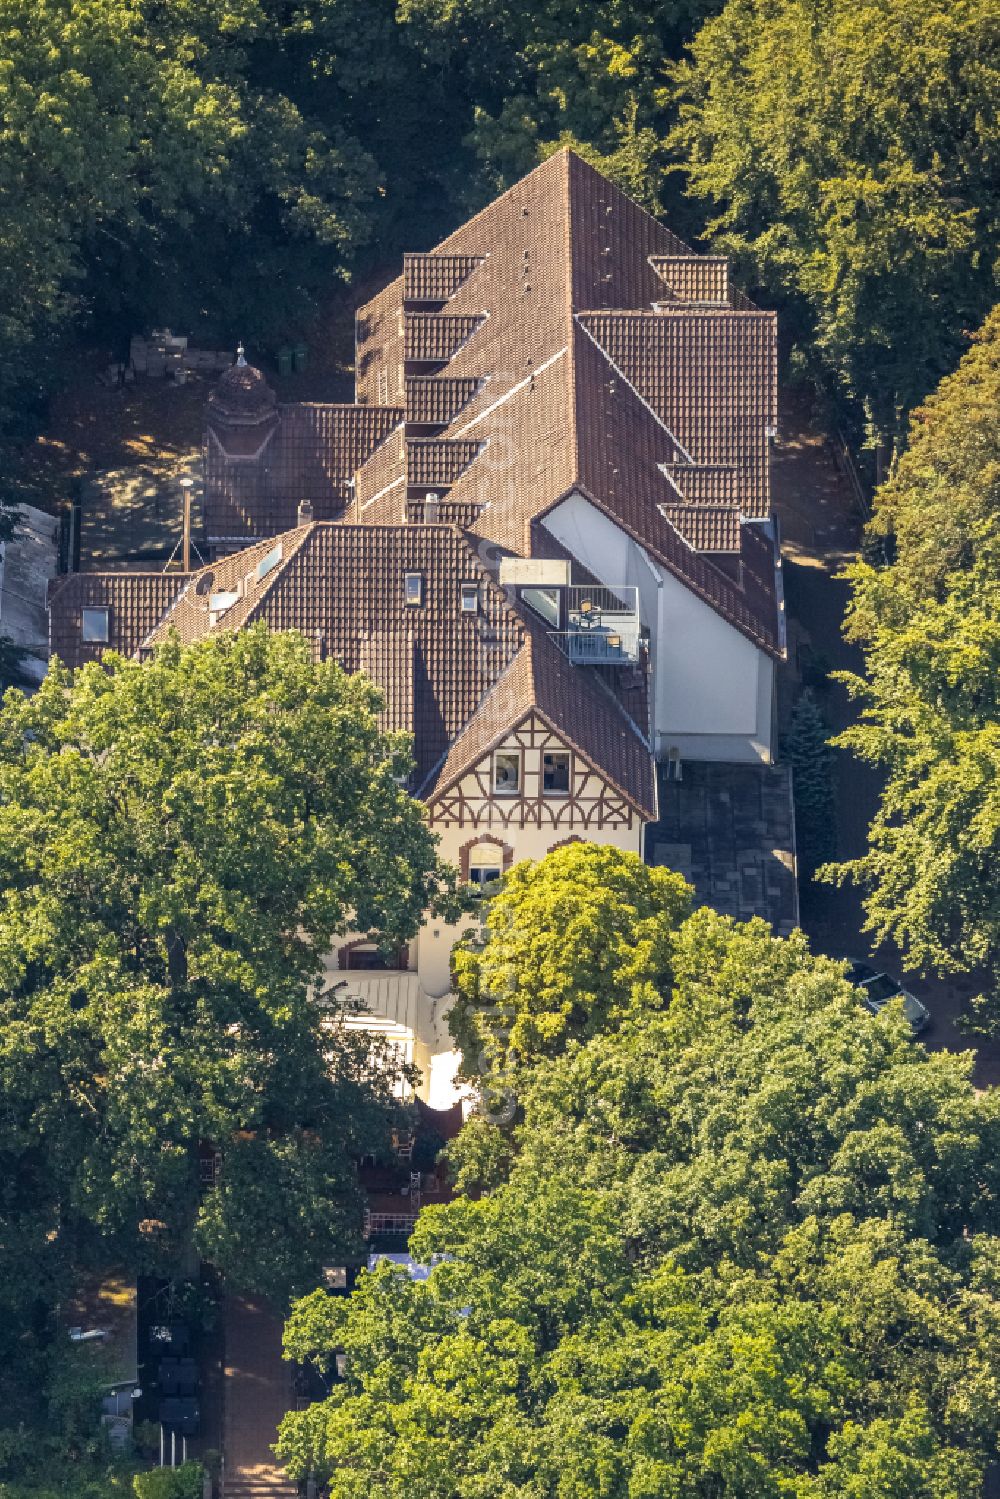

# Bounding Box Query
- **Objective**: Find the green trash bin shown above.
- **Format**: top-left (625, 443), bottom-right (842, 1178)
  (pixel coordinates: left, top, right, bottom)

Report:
top-left (277, 345), bottom-right (293, 378)
top-left (292, 341), bottom-right (308, 373)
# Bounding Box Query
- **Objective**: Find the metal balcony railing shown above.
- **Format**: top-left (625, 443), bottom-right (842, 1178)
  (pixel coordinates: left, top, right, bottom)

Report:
top-left (547, 585), bottom-right (641, 665)
top-left (364, 1209), bottom-right (419, 1238)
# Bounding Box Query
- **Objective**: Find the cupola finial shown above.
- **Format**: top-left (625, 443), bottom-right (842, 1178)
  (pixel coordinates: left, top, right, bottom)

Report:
top-left (236, 342), bottom-right (247, 368)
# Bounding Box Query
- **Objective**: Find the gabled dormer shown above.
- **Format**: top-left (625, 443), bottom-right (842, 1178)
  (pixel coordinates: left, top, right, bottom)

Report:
top-left (402, 253), bottom-right (486, 306)
top-left (649, 255), bottom-right (730, 308)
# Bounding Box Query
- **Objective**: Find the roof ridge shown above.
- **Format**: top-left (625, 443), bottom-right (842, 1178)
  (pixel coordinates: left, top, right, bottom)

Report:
top-left (578, 307), bottom-right (775, 321)
top-left (573, 315), bottom-right (694, 460)
top-left (564, 149), bottom-right (697, 260)
top-left (562, 151), bottom-right (580, 482)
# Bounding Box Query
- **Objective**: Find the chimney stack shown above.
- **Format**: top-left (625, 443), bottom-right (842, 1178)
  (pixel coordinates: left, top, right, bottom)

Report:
top-left (424, 491), bottom-right (441, 523)
top-left (297, 498), bottom-right (314, 527)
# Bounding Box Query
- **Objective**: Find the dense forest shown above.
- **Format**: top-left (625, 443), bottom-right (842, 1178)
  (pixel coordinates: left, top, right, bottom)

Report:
top-left (0, 0), bottom-right (996, 484)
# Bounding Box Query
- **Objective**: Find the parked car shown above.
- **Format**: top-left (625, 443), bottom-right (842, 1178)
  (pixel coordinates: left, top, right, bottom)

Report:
top-left (848, 962), bottom-right (930, 1035)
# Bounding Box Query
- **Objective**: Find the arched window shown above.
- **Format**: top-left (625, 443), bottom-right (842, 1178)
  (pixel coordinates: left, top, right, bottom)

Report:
top-left (467, 845), bottom-right (503, 893)
top-left (338, 941), bottom-right (409, 971)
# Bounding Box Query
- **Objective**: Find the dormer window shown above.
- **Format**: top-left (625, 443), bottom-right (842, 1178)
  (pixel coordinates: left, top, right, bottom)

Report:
top-left (493, 750), bottom-right (520, 795)
top-left (404, 572), bottom-right (423, 607)
top-left (81, 606), bottom-right (110, 643)
top-left (460, 582), bottom-right (479, 614)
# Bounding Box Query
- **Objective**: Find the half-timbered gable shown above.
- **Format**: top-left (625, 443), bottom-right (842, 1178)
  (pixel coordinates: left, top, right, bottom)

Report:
top-left (428, 711), bottom-right (643, 834)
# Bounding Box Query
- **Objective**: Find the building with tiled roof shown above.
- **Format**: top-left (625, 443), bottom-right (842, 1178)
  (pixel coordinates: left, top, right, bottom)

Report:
top-left (49, 150), bottom-right (791, 1104)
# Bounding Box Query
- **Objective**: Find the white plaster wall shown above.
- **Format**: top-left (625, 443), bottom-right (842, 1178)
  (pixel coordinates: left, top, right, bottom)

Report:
top-left (542, 492), bottom-right (662, 638)
top-left (542, 494), bottom-right (774, 764)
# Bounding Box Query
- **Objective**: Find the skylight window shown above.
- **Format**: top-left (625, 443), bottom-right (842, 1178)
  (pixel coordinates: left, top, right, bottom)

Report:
top-left (405, 572), bottom-right (424, 607)
top-left (255, 543), bottom-right (282, 583)
top-left (81, 606), bottom-right (110, 643)
top-left (460, 583), bottom-right (479, 614)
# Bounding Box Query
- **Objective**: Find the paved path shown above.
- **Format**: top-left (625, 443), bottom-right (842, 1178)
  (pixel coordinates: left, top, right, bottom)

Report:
top-left (222, 1296), bottom-right (298, 1499)
top-left (772, 389), bottom-right (1000, 1087)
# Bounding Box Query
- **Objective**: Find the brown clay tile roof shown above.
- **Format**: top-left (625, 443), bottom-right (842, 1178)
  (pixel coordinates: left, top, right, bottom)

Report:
top-left (353, 426), bottom-right (406, 517)
top-left (47, 571), bottom-right (188, 670)
top-left (575, 309), bottom-right (777, 517)
top-left (403, 254), bottom-right (486, 303)
top-left (405, 377), bottom-right (483, 426)
top-left (359, 631), bottom-right (415, 735)
top-left (570, 325), bottom-right (779, 652)
top-left (650, 255), bottom-right (730, 306)
top-left (205, 404), bottom-right (402, 540)
top-left (143, 523), bottom-right (525, 788)
top-left (57, 518), bottom-right (654, 807)
top-left (659, 463), bottom-right (745, 506)
top-left (143, 529), bottom-right (315, 647)
top-left (406, 438), bottom-right (485, 488)
top-left (427, 622), bottom-right (655, 818)
top-left (350, 150), bottom-right (781, 655)
top-left (404, 313), bottom-right (486, 363)
top-left (47, 154), bottom-right (794, 834)
top-left (661, 504), bottom-right (741, 553)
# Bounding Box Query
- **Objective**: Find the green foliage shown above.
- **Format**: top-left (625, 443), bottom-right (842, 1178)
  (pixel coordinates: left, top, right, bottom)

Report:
top-left (132, 1464), bottom-right (203, 1499)
top-left (0, 0), bottom-right (381, 454)
top-left (820, 307), bottom-right (1000, 1010)
top-left (0, 624), bottom-right (458, 1305)
top-left (0, 1345), bottom-right (139, 1498)
top-left (670, 0), bottom-right (1000, 441)
top-left (784, 689), bottom-right (836, 876)
top-left (279, 901), bottom-right (1000, 1495)
top-left (449, 843), bottom-right (691, 1072)
top-left (401, 0), bottom-right (722, 209)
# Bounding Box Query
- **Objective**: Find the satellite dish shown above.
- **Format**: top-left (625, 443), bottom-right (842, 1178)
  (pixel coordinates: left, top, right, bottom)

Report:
top-left (194, 572), bottom-right (215, 597)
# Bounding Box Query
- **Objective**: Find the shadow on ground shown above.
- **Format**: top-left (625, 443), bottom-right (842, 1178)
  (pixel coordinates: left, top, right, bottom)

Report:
top-left (774, 388), bottom-right (999, 1088)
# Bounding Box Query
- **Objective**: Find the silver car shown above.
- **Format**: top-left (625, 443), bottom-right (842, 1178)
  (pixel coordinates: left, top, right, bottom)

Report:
top-left (848, 961), bottom-right (930, 1035)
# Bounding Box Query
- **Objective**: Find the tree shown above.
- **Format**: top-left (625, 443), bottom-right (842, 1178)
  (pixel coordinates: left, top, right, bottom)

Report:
top-left (820, 307), bottom-right (1000, 1015)
top-left (399, 0), bottom-right (723, 211)
top-left (669, 0), bottom-right (1000, 445)
top-left (278, 888), bottom-right (1000, 1496)
top-left (0, 0), bottom-right (382, 471)
top-left (0, 624), bottom-right (460, 1305)
top-left (448, 842), bottom-right (691, 1074)
top-left (783, 689), bottom-right (836, 876)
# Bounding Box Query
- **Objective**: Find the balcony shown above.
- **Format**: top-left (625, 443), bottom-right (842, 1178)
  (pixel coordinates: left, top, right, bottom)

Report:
top-left (547, 585), bottom-right (641, 666)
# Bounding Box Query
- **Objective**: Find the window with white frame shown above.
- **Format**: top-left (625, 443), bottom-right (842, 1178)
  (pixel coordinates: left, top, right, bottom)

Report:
top-left (468, 845), bottom-right (503, 893)
top-left (542, 750), bottom-right (571, 793)
top-left (81, 606), bottom-right (110, 643)
top-left (460, 582), bottom-right (479, 614)
top-left (404, 572), bottom-right (423, 607)
top-left (493, 750), bottom-right (520, 794)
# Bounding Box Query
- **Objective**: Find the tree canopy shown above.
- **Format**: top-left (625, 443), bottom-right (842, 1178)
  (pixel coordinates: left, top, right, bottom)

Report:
top-left (0, 0), bottom-right (384, 474)
top-left (278, 850), bottom-right (1000, 1496)
top-left (399, 0), bottom-right (722, 210)
top-left (0, 624), bottom-right (459, 1308)
top-left (449, 843), bottom-right (691, 1076)
top-left (669, 0), bottom-right (1000, 443)
top-left (820, 306), bottom-right (1000, 1017)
